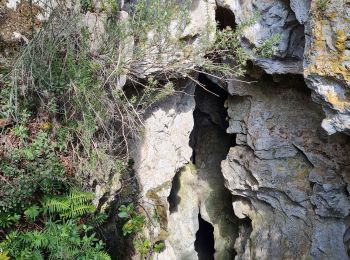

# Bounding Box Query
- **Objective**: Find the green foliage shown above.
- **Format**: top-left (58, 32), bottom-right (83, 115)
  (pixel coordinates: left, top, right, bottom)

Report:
top-left (24, 205), bottom-right (41, 222)
top-left (0, 192), bottom-right (111, 259)
top-left (254, 34), bottom-right (282, 58)
top-left (81, 0), bottom-right (94, 11)
top-left (118, 203), bottom-right (165, 257)
top-left (43, 191), bottom-right (96, 219)
top-left (134, 238), bottom-right (151, 258)
top-left (118, 203), bottom-right (145, 236)
top-left (1, 220), bottom-right (110, 260)
top-left (86, 212), bottom-right (108, 228)
top-left (0, 213), bottom-right (20, 229)
top-left (0, 127), bottom-right (71, 213)
top-left (315, 0), bottom-right (330, 12)
top-left (153, 241), bottom-right (165, 253)
top-left (13, 125), bottom-right (29, 142)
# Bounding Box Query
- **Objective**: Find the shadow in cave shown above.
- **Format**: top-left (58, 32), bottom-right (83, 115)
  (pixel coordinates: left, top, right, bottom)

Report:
top-left (190, 74), bottom-right (239, 259)
top-left (167, 169), bottom-right (181, 214)
top-left (215, 5), bottom-right (236, 31)
top-left (195, 214), bottom-right (215, 260)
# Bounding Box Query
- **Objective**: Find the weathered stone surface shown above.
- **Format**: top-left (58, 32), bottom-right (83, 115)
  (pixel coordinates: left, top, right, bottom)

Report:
top-left (216, 0), bottom-right (350, 135)
top-left (130, 81), bottom-right (195, 255)
top-left (304, 1), bottom-right (350, 135)
top-left (222, 75), bottom-right (350, 259)
top-left (163, 164), bottom-right (200, 260)
top-left (225, 0), bottom-right (306, 74)
top-left (131, 82), bottom-right (195, 198)
top-left (222, 0), bottom-right (350, 135)
top-left (81, 12), bottom-right (107, 53)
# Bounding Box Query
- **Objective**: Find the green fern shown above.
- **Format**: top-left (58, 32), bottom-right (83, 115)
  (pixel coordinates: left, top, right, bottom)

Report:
top-left (43, 191), bottom-right (96, 219)
top-left (2, 219), bottom-right (110, 259)
top-left (24, 205), bottom-right (41, 221)
top-left (86, 212), bottom-right (108, 227)
top-left (0, 213), bottom-right (20, 228)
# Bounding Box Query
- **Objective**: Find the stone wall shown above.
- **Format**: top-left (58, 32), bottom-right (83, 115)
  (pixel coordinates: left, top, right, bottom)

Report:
top-left (222, 74), bottom-right (350, 259)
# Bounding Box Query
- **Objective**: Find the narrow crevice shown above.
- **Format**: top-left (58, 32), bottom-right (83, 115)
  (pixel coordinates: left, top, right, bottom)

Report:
top-left (167, 169), bottom-right (181, 214)
top-left (167, 74), bottom-right (254, 258)
top-left (190, 74), bottom-right (238, 258)
top-left (195, 214), bottom-right (215, 260)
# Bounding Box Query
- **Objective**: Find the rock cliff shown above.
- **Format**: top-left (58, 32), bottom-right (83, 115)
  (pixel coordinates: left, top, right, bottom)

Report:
top-left (1, 0), bottom-right (350, 259)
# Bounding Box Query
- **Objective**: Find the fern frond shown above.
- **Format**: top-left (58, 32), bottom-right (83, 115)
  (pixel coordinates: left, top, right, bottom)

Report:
top-left (86, 213), bottom-right (108, 227)
top-left (43, 192), bottom-right (96, 219)
top-left (69, 191), bottom-right (95, 204)
top-left (97, 251), bottom-right (112, 260)
top-left (61, 204), bottom-right (96, 219)
top-left (43, 197), bottom-right (70, 214)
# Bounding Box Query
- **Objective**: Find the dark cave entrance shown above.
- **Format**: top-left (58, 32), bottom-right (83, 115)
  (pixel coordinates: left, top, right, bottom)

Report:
top-left (190, 74), bottom-right (238, 259)
top-left (190, 73), bottom-right (236, 164)
top-left (195, 214), bottom-right (215, 260)
top-left (167, 74), bottom-right (251, 259)
top-left (215, 5), bottom-right (236, 30)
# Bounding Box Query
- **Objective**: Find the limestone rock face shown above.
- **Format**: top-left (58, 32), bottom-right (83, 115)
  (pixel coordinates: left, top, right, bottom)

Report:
top-left (221, 0), bottom-right (350, 135)
top-left (304, 1), bottom-right (350, 135)
top-left (131, 82), bottom-right (195, 198)
top-left (225, 0), bottom-right (307, 74)
top-left (130, 81), bottom-right (196, 250)
top-left (222, 76), bottom-right (350, 259)
top-left (162, 80), bottom-right (237, 260)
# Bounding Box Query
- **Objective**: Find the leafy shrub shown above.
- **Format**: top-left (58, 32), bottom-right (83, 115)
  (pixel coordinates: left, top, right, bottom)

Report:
top-left (118, 203), bottom-right (145, 236)
top-left (0, 128), bottom-right (71, 213)
top-left (118, 203), bottom-right (166, 257)
top-left (254, 33), bottom-right (282, 58)
top-left (153, 241), bottom-right (165, 253)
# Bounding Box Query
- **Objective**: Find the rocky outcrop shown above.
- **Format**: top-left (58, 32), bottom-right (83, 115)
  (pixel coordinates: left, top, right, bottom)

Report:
top-left (130, 1), bottom-right (350, 259)
top-left (223, 0), bottom-right (307, 74)
top-left (222, 74), bottom-right (350, 259)
top-left (304, 1), bottom-right (350, 135)
top-left (221, 0), bottom-right (350, 135)
top-left (130, 80), bottom-right (196, 251)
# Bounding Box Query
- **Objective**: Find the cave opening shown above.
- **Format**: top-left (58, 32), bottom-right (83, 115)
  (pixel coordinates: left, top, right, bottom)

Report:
top-left (215, 5), bottom-right (236, 31)
top-left (189, 74), bottom-right (238, 259)
top-left (195, 214), bottom-right (215, 260)
top-left (166, 74), bottom-right (248, 258)
top-left (190, 73), bottom-right (236, 161)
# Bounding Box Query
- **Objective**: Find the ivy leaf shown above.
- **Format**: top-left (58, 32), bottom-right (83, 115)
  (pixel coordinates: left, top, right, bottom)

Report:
top-left (126, 203), bottom-right (134, 213)
top-left (118, 211), bottom-right (128, 219)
